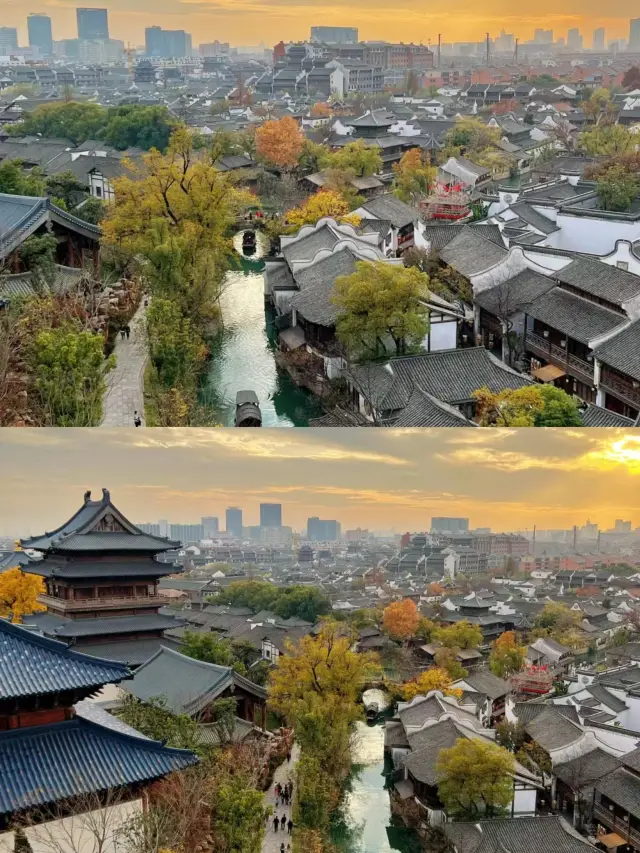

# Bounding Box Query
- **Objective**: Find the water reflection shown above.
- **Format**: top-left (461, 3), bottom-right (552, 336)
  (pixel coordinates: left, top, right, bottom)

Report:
top-left (199, 231), bottom-right (321, 427)
top-left (331, 722), bottom-right (421, 853)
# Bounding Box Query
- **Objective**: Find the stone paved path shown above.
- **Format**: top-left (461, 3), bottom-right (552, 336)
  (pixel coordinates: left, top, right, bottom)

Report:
top-left (101, 301), bottom-right (148, 428)
top-left (262, 743), bottom-right (300, 853)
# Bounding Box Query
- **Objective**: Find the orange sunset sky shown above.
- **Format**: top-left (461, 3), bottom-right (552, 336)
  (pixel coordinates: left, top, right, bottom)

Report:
top-left (1, 428), bottom-right (639, 535)
top-left (3, 0), bottom-right (640, 49)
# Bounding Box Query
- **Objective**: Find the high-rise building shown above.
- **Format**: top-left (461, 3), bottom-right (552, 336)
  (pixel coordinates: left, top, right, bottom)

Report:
top-left (592, 28), bottom-right (605, 50)
top-left (201, 516), bottom-right (219, 538)
top-left (27, 14), bottom-right (53, 55)
top-left (567, 28), bottom-right (583, 50)
top-left (226, 507), bottom-right (243, 538)
top-left (145, 26), bottom-right (192, 57)
top-left (260, 503), bottom-right (282, 528)
top-left (431, 517), bottom-right (470, 535)
top-left (169, 523), bottom-right (204, 544)
top-left (631, 18), bottom-right (640, 51)
top-left (137, 523), bottom-right (161, 536)
top-left (614, 519), bottom-right (632, 534)
top-left (0, 28), bottom-right (19, 55)
top-left (310, 26), bottom-right (358, 44)
top-left (307, 518), bottom-right (341, 541)
top-left (533, 28), bottom-right (553, 44)
top-left (76, 8), bottom-right (109, 40)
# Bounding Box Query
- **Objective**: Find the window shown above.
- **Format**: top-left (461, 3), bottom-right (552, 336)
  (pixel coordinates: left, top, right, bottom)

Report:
top-left (95, 185), bottom-right (102, 198)
top-left (617, 261), bottom-right (629, 271)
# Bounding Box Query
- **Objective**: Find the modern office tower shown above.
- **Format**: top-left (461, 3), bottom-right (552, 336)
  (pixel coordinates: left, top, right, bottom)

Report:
top-left (260, 503), bottom-right (282, 528)
top-left (431, 517), bottom-right (470, 535)
top-left (137, 523), bottom-right (161, 536)
top-left (0, 28), bottom-right (19, 55)
top-left (631, 18), bottom-right (640, 50)
top-left (77, 8), bottom-right (109, 40)
top-left (225, 507), bottom-right (243, 538)
top-left (567, 28), bottom-right (583, 50)
top-left (310, 26), bottom-right (358, 44)
top-left (614, 519), bottom-right (632, 534)
top-left (201, 516), bottom-right (219, 538)
top-left (592, 28), bottom-right (605, 50)
top-left (533, 28), bottom-right (553, 44)
top-left (28, 14), bottom-right (53, 55)
top-left (145, 26), bottom-right (192, 57)
top-left (307, 517), bottom-right (341, 541)
top-left (169, 523), bottom-right (204, 543)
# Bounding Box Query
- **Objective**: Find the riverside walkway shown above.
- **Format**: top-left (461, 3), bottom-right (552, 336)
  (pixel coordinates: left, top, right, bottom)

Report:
top-left (101, 301), bottom-right (148, 427)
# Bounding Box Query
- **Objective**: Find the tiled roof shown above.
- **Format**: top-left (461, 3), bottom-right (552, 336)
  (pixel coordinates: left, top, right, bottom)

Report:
top-left (525, 287), bottom-right (627, 344)
top-left (596, 767), bottom-right (640, 820)
top-left (474, 268), bottom-right (555, 316)
top-left (281, 224), bottom-right (341, 265)
top-left (554, 747), bottom-right (621, 791)
top-left (290, 246), bottom-right (358, 326)
top-left (358, 193), bottom-right (416, 229)
top-left (439, 226), bottom-right (508, 276)
top-left (51, 614), bottom-right (182, 639)
top-left (0, 193), bottom-right (50, 260)
top-left (581, 404), bottom-right (635, 427)
top-left (554, 258), bottom-right (640, 306)
top-left (524, 706), bottom-right (583, 751)
top-left (72, 637), bottom-right (177, 665)
top-left (456, 670), bottom-right (509, 699)
top-left (26, 558), bottom-right (180, 579)
top-left (593, 319), bottom-right (640, 382)
top-left (445, 816), bottom-right (597, 853)
top-left (0, 717), bottom-right (197, 816)
top-left (509, 201), bottom-right (559, 235)
top-left (0, 620), bottom-right (129, 700)
top-left (387, 387), bottom-right (473, 427)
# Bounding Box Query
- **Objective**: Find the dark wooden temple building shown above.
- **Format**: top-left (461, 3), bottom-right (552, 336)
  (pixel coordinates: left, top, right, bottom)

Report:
top-left (0, 618), bottom-right (197, 835)
top-left (21, 488), bottom-right (185, 665)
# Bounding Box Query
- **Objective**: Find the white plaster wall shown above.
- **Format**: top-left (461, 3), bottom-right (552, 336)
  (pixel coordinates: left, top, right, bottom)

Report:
top-left (549, 212), bottom-right (640, 255)
top-left (0, 801), bottom-right (143, 853)
top-left (425, 321), bottom-right (457, 351)
top-left (513, 788), bottom-right (537, 815)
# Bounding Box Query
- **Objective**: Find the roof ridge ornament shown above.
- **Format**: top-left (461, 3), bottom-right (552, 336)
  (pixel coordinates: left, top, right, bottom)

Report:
top-left (102, 488), bottom-right (110, 504)
top-left (84, 490), bottom-right (92, 503)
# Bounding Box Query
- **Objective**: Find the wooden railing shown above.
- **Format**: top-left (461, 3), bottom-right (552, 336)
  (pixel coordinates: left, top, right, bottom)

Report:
top-left (600, 369), bottom-right (640, 409)
top-left (526, 331), bottom-right (594, 383)
top-left (39, 593), bottom-right (162, 611)
top-left (593, 802), bottom-right (640, 847)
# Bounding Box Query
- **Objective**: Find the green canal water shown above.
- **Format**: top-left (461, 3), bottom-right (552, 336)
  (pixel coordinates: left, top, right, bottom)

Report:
top-left (331, 720), bottom-right (422, 853)
top-left (199, 232), bottom-right (321, 427)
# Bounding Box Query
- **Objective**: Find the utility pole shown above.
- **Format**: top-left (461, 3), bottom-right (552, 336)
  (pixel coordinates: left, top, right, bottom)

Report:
top-left (437, 33), bottom-right (441, 69)
top-left (486, 32), bottom-right (490, 67)
top-left (573, 525), bottom-right (577, 551)
top-left (514, 37), bottom-right (519, 64)
top-left (532, 524), bottom-right (536, 552)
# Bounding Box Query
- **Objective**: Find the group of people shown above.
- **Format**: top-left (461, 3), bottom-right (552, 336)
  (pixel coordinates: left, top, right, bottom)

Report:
top-left (275, 780), bottom-right (292, 807)
top-left (270, 779), bottom-right (294, 838)
top-left (119, 325), bottom-right (131, 340)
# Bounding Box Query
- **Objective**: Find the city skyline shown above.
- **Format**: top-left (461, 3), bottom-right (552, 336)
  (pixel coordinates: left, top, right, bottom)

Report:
top-left (3, 3), bottom-right (640, 51)
top-left (1, 428), bottom-right (639, 536)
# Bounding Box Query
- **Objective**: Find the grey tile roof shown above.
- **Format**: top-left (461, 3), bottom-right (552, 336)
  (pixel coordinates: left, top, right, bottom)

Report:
top-left (281, 224), bottom-right (341, 264)
top-left (474, 268), bottom-right (555, 316)
top-left (524, 706), bottom-right (583, 750)
top-left (586, 683), bottom-right (627, 712)
top-left (358, 193), bottom-right (417, 229)
top-left (581, 404), bottom-right (635, 427)
top-left (596, 767), bottom-right (640, 820)
top-left (439, 226), bottom-right (508, 276)
top-left (387, 387), bottom-right (473, 427)
top-left (402, 718), bottom-right (462, 785)
top-left (26, 558), bottom-right (178, 579)
top-left (51, 614), bottom-right (183, 639)
top-left (422, 224), bottom-right (465, 251)
top-left (509, 201), bottom-right (559, 235)
top-left (445, 816), bottom-right (598, 853)
top-left (457, 670), bottom-right (509, 699)
top-left (525, 287), bottom-right (627, 344)
top-left (593, 319), bottom-right (640, 381)
top-left (290, 246), bottom-right (358, 326)
top-left (0, 193), bottom-right (50, 259)
top-left (73, 637), bottom-right (179, 665)
top-left (554, 257), bottom-right (640, 307)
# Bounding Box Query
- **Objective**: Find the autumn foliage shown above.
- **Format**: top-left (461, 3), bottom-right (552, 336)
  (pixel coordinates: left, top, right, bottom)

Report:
top-left (0, 568), bottom-right (46, 622)
top-left (285, 190), bottom-right (361, 231)
top-left (382, 598), bottom-right (420, 640)
top-left (401, 667), bottom-right (462, 701)
top-left (255, 116), bottom-right (305, 169)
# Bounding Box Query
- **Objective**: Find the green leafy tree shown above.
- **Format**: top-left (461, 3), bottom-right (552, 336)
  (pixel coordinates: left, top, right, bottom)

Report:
top-left (596, 164), bottom-right (640, 212)
top-left (101, 104), bottom-right (177, 151)
top-left (181, 630), bottom-right (236, 667)
top-left (495, 719), bottom-right (526, 752)
top-left (328, 139), bottom-right (382, 177)
top-left (333, 261), bottom-right (430, 358)
top-left (214, 580), bottom-right (330, 622)
top-left (473, 384), bottom-right (582, 427)
top-left (580, 124), bottom-right (635, 157)
top-left (294, 753), bottom-right (339, 835)
top-left (45, 170), bottom-right (86, 210)
top-left (392, 148), bottom-right (435, 203)
top-left (29, 328), bottom-right (112, 426)
top-left (436, 738), bottom-right (516, 818)
top-left (0, 159), bottom-right (46, 196)
top-left (117, 693), bottom-right (201, 751)
top-left (434, 621), bottom-right (483, 650)
top-left (214, 777), bottom-right (264, 853)
top-left (434, 646), bottom-right (468, 680)
top-left (7, 101), bottom-right (106, 145)
top-left (489, 631), bottom-right (526, 678)
top-left (76, 197), bottom-right (106, 224)
top-left (147, 298), bottom-right (208, 392)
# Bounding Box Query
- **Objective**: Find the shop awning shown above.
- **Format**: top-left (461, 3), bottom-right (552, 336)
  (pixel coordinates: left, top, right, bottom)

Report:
top-left (532, 364), bottom-right (566, 382)
top-left (597, 833), bottom-right (626, 849)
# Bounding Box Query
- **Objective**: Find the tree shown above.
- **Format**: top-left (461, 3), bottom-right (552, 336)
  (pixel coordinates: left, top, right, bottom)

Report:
top-left (473, 384), bottom-right (582, 427)
top-left (328, 139), bottom-right (382, 177)
top-left (310, 102), bottom-right (332, 118)
top-left (596, 164), bottom-right (640, 212)
top-left (436, 738), bottom-right (516, 818)
top-left (284, 190), bottom-right (361, 231)
top-left (298, 139), bottom-right (331, 173)
top-left (495, 719), bottom-right (526, 752)
top-left (434, 621), bottom-right (483, 650)
top-left (382, 598), bottom-right (420, 641)
top-left (30, 328), bottom-right (112, 427)
top-left (45, 171), bottom-right (87, 210)
top-left (147, 298), bottom-right (208, 393)
top-left (214, 777), bottom-right (264, 853)
top-left (427, 582), bottom-right (445, 597)
top-left (489, 631), bottom-right (525, 678)
top-left (117, 693), bottom-right (201, 752)
top-left (0, 568), bottom-right (46, 622)
top-left (77, 197), bottom-right (106, 225)
top-left (434, 646), bottom-right (468, 680)
top-left (401, 667), bottom-right (462, 701)
top-left (516, 741), bottom-right (552, 789)
top-left (579, 124), bottom-right (635, 157)
top-left (333, 261), bottom-right (430, 358)
top-left (294, 753), bottom-right (339, 835)
top-left (101, 105), bottom-right (177, 151)
top-left (7, 101), bottom-right (106, 145)
top-left (623, 67), bottom-right (640, 91)
top-left (213, 580), bottom-right (331, 622)
top-left (0, 159), bottom-right (47, 197)
top-left (582, 88), bottom-right (616, 126)
top-left (255, 116), bottom-right (305, 169)
top-left (181, 630), bottom-right (236, 666)
top-left (392, 148), bottom-right (436, 204)
top-left (415, 616), bottom-right (436, 641)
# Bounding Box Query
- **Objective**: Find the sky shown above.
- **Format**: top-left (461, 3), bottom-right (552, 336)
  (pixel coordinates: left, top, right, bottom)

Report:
top-left (4, 0), bottom-right (640, 50)
top-left (1, 428), bottom-right (640, 536)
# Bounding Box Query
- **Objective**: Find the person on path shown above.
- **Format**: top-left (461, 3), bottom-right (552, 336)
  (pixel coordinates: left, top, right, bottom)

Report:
top-left (273, 816), bottom-right (279, 833)
top-left (125, 325), bottom-right (131, 339)
top-left (287, 751), bottom-right (292, 763)
top-left (120, 328), bottom-right (126, 340)
top-left (283, 790), bottom-right (288, 806)
top-left (280, 845), bottom-right (285, 853)
top-left (288, 780), bottom-right (294, 796)
top-left (287, 846), bottom-right (291, 853)
top-left (287, 819), bottom-right (293, 835)
top-left (276, 783), bottom-right (281, 798)
top-left (280, 815), bottom-right (286, 831)
top-left (133, 411), bottom-right (142, 427)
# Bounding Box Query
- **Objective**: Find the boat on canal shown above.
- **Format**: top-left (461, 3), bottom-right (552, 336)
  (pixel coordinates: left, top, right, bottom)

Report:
top-left (242, 229), bottom-right (257, 254)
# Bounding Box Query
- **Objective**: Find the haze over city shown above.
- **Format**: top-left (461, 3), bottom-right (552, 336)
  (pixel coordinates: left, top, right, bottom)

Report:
top-left (2, 428), bottom-right (639, 536)
top-left (3, 0), bottom-right (640, 49)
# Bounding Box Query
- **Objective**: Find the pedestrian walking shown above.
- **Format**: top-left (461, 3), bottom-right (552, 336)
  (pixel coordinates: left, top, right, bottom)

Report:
top-left (125, 325), bottom-right (131, 339)
top-left (280, 844), bottom-right (285, 853)
top-left (280, 815), bottom-right (286, 831)
top-left (133, 411), bottom-right (142, 427)
top-left (273, 816), bottom-right (279, 833)
top-left (276, 782), bottom-right (281, 798)
top-left (288, 780), bottom-right (294, 796)
top-left (287, 846), bottom-right (291, 853)
top-left (120, 328), bottom-right (125, 340)
top-left (287, 819), bottom-right (293, 835)
top-left (287, 751), bottom-right (291, 763)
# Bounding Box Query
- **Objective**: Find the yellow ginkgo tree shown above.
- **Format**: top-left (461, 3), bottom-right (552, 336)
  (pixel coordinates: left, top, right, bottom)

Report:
top-left (0, 568), bottom-right (46, 623)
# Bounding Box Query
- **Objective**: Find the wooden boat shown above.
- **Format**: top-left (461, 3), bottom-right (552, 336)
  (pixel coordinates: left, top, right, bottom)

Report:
top-left (242, 230), bottom-right (256, 253)
top-left (365, 701), bottom-right (379, 722)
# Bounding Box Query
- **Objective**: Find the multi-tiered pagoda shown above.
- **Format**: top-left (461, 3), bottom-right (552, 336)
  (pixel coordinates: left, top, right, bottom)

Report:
top-left (21, 489), bottom-right (185, 665)
top-left (0, 619), bottom-right (197, 836)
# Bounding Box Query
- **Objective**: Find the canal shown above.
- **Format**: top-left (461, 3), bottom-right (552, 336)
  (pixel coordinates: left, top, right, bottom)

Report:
top-left (199, 231), bottom-right (321, 427)
top-left (331, 720), bottom-right (422, 853)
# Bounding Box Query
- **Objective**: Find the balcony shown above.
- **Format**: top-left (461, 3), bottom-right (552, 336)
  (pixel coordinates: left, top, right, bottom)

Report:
top-left (39, 593), bottom-right (163, 613)
top-left (593, 802), bottom-right (640, 849)
top-left (526, 331), bottom-right (594, 384)
top-left (599, 369), bottom-right (640, 410)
